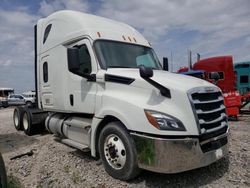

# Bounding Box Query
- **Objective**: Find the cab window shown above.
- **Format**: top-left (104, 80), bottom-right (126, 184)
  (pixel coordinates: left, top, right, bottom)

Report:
top-left (43, 24), bottom-right (52, 44)
top-left (78, 45), bottom-right (92, 74)
top-left (209, 72), bottom-right (224, 80)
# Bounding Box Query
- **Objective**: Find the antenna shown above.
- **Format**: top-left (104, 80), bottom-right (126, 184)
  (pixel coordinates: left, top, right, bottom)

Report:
top-left (171, 51), bottom-right (173, 72)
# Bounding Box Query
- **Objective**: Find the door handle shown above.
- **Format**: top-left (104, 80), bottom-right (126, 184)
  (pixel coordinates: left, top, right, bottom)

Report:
top-left (70, 94), bottom-right (74, 106)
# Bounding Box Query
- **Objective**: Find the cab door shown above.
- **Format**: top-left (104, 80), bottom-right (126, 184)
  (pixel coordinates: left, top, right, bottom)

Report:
top-left (67, 38), bottom-right (98, 114)
top-left (39, 55), bottom-right (54, 109)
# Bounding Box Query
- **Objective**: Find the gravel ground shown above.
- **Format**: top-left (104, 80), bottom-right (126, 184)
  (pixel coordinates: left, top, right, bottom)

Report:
top-left (0, 107), bottom-right (249, 188)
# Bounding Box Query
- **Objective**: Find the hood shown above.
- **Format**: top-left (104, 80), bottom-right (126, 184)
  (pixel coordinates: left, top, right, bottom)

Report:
top-left (24, 97), bottom-right (35, 100)
top-left (106, 68), bottom-right (217, 92)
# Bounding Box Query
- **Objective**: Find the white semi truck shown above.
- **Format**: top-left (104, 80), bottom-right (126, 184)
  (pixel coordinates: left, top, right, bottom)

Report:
top-left (13, 10), bottom-right (229, 180)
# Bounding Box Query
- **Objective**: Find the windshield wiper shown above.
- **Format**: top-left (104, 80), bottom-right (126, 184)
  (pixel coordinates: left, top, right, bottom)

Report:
top-left (108, 66), bottom-right (160, 70)
top-left (108, 66), bottom-right (132, 68)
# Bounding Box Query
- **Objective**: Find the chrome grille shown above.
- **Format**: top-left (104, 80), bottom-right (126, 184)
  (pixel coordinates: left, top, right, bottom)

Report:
top-left (188, 87), bottom-right (228, 139)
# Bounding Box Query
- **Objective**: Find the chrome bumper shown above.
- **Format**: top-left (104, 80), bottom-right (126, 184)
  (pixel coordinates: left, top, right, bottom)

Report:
top-left (131, 131), bottom-right (228, 173)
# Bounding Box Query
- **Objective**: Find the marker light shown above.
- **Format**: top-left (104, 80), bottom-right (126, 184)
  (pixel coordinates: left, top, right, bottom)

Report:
top-left (97, 32), bottom-right (101, 37)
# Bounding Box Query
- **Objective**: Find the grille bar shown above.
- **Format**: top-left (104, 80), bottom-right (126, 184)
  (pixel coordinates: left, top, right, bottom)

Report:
top-left (200, 122), bottom-right (227, 134)
top-left (199, 113), bottom-right (227, 125)
top-left (192, 97), bottom-right (224, 104)
top-left (188, 87), bottom-right (228, 153)
top-left (196, 104), bottom-right (225, 114)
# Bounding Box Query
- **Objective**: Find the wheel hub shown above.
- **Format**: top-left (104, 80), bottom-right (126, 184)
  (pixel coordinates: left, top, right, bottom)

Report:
top-left (23, 113), bottom-right (29, 130)
top-left (14, 111), bottom-right (19, 127)
top-left (104, 134), bottom-right (126, 170)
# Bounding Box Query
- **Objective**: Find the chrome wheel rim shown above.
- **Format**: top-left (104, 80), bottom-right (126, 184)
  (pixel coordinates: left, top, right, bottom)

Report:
top-left (23, 113), bottom-right (29, 130)
top-left (14, 110), bottom-right (19, 127)
top-left (104, 134), bottom-right (126, 170)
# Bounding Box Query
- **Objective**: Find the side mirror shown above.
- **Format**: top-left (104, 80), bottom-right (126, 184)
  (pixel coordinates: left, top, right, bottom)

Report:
top-left (139, 65), bottom-right (153, 78)
top-left (163, 57), bottom-right (169, 71)
top-left (67, 47), bottom-right (80, 72)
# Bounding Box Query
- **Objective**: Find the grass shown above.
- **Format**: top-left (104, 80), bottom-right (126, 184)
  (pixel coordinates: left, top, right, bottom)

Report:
top-left (7, 175), bottom-right (23, 188)
top-left (71, 171), bottom-right (80, 184)
top-left (63, 164), bottom-right (70, 173)
top-left (36, 184), bottom-right (43, 188)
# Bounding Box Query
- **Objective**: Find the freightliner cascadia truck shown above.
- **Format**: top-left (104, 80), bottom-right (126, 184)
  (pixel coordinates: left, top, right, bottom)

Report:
top-left (13, 10), bottom-right (229, 180)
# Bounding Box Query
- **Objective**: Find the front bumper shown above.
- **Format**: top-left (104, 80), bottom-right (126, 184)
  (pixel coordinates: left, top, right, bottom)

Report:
top-left (131, 130), bottom-right (228, 173)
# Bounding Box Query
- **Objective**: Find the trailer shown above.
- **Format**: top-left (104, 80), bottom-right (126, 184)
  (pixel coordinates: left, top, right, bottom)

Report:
top-left (13, 10), bottom-right (229, 180)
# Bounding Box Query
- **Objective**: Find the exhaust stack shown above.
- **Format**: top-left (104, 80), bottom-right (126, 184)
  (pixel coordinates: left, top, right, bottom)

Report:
top-left (197, 53), bottom-right (201, 62)
top-left (188, 50), bottom-right (192, 70)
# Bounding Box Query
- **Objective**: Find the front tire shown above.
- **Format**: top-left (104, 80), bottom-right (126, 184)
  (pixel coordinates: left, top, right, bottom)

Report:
top-left (98, 122), bottom-right (140, 180)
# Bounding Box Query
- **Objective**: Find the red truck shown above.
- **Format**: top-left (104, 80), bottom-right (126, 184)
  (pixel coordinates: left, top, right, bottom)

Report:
top-left (178, 56), bottom-right (241, 118)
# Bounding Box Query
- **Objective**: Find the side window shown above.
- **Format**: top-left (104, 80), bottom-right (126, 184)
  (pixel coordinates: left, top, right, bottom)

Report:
top-left (240, 75), bottom-right (248, 84)
top-left (43, 24), bottom-right (52, 44)
top-left (18, 95), bottom-right (23, 99)
top-left (209, 72), bottom-right (224, 80)
top-left (78, 45), bottom-right (92, 74)
top-left (43, 62), bottom-right (48, 83)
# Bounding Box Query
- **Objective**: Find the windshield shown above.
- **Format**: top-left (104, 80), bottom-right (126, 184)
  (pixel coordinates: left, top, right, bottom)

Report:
top-left (94, 40), bottom-right (162, 69)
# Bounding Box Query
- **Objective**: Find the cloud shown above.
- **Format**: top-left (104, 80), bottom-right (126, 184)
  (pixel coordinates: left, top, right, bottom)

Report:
top-left (0, 0), bottom-right (91, 92)
top-left (0, 0), bottom-right (250, 92)
top-left (97, 0), bottom-right (250, 66)
top-left (0, 8), bottom-right (38, 91)
top-left (39, 0), bottom-right (89, 16)
top-left (0, 60), bottom-right (12, 67)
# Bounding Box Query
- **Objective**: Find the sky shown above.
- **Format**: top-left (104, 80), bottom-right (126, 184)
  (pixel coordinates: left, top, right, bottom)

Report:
top-left (0, 0), bottom-right (250, 93)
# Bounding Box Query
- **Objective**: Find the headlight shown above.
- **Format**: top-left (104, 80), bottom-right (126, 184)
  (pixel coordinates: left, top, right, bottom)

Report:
top-left (144, 110), bottom-right (186, 131)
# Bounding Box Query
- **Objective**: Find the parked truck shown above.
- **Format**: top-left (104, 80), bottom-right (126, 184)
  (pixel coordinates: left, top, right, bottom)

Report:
top-left (13, 10), bottom-right (228, 180)
top-left (234, 61), bottom-right (250, 110)
top-left (178, 56), bottom-right (242, 118)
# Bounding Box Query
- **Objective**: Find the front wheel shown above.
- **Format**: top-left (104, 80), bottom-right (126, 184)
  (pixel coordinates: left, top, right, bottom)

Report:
top-left (98, 122), bottom-right (140, 180)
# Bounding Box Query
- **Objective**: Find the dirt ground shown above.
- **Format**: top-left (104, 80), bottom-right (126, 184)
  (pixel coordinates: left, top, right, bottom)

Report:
top-left (0, 107), bottom-right (249, 188)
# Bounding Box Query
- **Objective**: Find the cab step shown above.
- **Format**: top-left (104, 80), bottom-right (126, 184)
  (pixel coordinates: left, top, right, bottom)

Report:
top-left (61, 139), bottom-right (89, 151)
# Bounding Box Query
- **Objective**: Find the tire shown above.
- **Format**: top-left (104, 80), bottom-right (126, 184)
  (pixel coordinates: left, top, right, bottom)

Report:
top-left (25, 101), bottom-right (32, 107)
top-left (13, 106), bottom-right (25, 130)
top-left (22, 110), bottom-right (35, 136)
top-left (2, 101), bottom-right (8, 108)
top-left (0, 153), bottom-right (7, 188)
top-left (98, 121), bottom-right (140, 180)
